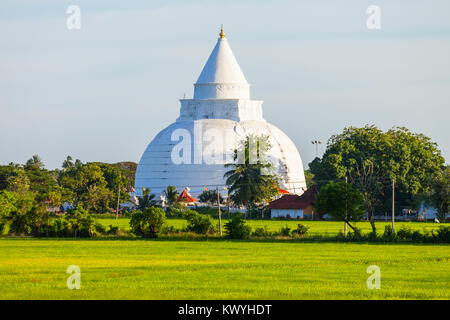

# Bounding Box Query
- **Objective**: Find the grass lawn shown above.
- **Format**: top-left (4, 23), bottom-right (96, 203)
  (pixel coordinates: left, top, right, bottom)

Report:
top-left (97, 218), bottom-right (444, 236)
top-left (0, 238), bottom-right (448, 299)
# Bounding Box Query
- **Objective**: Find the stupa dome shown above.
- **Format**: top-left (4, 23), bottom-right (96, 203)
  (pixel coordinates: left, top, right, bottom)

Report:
top-left (135, 28), bottom-right (306, 196)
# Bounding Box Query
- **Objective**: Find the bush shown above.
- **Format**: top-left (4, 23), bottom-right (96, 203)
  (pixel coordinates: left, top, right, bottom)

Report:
top-left (252, 226), bottom-right (272, 237)
top-left (130, 207), bottom-right (166, 238)
top-left (66, 207), bottom-right (98, 237)
top-left (292, 223), bottom-right (309, 236)
top-left (224, 215), bottom-right (251, 239)
top-left (166, 207), bottom-right (185, 218)
top-left (280, 225), bottom-right (291, 236)
top-left (193, 206), bottom-right (220, 218)
top-left (105, 224), bottom-right (118, 235)
top-left (432, 226), bottom-right (450, 243)
top-left (184, 209), bottom-right (216, 235)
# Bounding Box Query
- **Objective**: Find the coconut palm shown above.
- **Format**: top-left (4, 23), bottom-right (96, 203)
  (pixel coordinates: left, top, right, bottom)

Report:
top-left (26, 155), bottom-right (44, 169)
top-left (224, 135), bottom-right (278, 207)
top-left (164, 185), bottom-right (179, 208)
top-left (137, 187), bottom-right (158, 210)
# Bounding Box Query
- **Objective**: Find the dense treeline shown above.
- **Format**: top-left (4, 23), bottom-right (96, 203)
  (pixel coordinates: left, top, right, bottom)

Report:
top-left (308, 126), bottom-right (449, 232)
top-left (0, 155), bottom-right (136, 235)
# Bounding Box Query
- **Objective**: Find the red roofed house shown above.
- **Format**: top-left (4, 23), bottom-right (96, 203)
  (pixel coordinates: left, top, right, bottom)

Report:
top-left (177, 189), bottom-right (198, 203)
top-left (267, 187), bottom-right (319, 219)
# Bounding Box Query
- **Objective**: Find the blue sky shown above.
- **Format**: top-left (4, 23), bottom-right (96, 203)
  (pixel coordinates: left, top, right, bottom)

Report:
top-left (1, 0), bottom-right (449, 169)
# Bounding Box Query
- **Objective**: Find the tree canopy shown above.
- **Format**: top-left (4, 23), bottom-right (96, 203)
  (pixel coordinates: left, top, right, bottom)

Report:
top-left (309, 125), bottom-right (445, 232)
top-left (224, 134), bottom-right (278, 207)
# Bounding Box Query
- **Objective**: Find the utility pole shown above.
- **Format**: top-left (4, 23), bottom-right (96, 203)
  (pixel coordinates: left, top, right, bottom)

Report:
top-left (344, 176), bottom-right (348, 236)
top-left (115, 180), bottom-right (121, 220)
top-left (217, 186), bottom-right (222, 236)
top-left (392, 178), bottom-right (395, 235)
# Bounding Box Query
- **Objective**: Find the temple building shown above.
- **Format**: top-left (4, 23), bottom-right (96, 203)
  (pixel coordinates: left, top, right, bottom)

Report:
top-left (134, 27), bottom-right (307, 197)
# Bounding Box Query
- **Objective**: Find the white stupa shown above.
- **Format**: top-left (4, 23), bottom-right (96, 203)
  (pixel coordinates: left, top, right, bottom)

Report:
top-left (134, 27), bottom-right (307, 197)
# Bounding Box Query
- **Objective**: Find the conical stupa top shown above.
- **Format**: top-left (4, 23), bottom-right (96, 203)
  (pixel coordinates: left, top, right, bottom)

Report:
top-left (194, 27), bottom-right (250, 99)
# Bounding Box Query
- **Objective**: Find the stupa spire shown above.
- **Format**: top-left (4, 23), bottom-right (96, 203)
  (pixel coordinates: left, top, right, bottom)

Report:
top-left (219, 25), bottom-right (225, 39)
top-left (194, 28), bottom-right (250, 99)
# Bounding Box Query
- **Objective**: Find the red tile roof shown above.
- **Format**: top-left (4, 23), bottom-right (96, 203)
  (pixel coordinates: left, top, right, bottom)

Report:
top-left (177, 190), bottom-right (198, 203)
top-left (278, 187), bottom-right (290, 194)
top-left (268, 187), bottom-right (317, 209)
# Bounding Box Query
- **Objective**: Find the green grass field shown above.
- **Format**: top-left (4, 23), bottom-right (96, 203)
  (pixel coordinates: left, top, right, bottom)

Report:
top-left (0, 238), bottom-right (448, 299)
top-left (98, 218), bottom-right (443, 236)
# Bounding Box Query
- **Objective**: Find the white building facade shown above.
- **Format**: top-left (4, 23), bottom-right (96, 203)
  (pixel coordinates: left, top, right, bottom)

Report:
top-left (134, 28), bottom-right (307, 197)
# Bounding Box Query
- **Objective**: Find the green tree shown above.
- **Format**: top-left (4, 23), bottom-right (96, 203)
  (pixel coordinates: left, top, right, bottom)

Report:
top-left (66, 207), bottom-right (96, 238)
top-left (314, 181), bottom-right (365, 237)
top-left (199, 189), bottom-right (224, 205)
top-left (62, 156), bottom-right (74, 170)
top-left (164, 185), bottom-right (179, 208)
top-left (224, 215), bottom-right (251, 239)
top-left (304, 169), bottom-right (315, 188)
top-left (0, 190), bottom-right (18, 233)
top-left (430, 166), bottom-right (449, 221)
top-left (224, 134), bottom-right (278, 208)
top-left (25, 155), bottom-right (44, 169)
top-left (309, 126), bottom-right (445, 233)
top-left (184, 209), bottom-right (216, 235)
top-left (130, 207), bottom-right (166, 238)
top-left (5, 168), bottom-right (30, 195)
top-left (137, 187), bottom-right (158, 210)
top-left (59, 163), bottom-right (112, 213)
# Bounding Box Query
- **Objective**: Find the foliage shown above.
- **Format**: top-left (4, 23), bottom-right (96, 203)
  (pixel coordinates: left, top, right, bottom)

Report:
top-left (184, 209), bottom-right (216, 235)
top-left (315, 181), bottom-right (365, 237)
top-left (224, 215), bottom-right (251, 239)
top-left (304, 169), bottom-right (315, 188)
top-left (166, 205), bottom-right (186, 218)
top-left (25, 155), bottom-right (44, 169)
top-left (57, 158), bottom-right (136, 213)
top-left (224, 134), bottom-right (278, 206)
top-left (164, 185), bottom-right (179, 208)
top-left (199, 189), bottom-right (224, 204)
top-left (129, 207), bottom-right (166, 238)
top-left (292, 223), bottom-right (309, 236)
top-left (279, 225), bottom-right (291, 236)
top-left (66, 207), bottom-right (97, 237)
top-left (309, 126), bottom-right (445, 233)
top-left (252, 226), bottom-right (272, 237)
top-left (137, 187), bottom-right (158, 210)
top-left (429, 166), bottom-right (449, 221)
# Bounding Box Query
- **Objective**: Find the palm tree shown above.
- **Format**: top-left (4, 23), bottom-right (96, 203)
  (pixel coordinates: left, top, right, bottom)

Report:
top-left (137, 187), bottom-right (158, 210)
top-left (164, 185), bottom-right (179, 208)
top-left (62, 156), bottom-right (74, 169)
top-left (224, 135), bottom-right (278, 208)
top-left (26, 155), bottom-right (44, 169)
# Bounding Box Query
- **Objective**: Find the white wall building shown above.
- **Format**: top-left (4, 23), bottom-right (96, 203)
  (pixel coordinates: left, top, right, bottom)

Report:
top-left (135, 28), bottom-right (307, 197)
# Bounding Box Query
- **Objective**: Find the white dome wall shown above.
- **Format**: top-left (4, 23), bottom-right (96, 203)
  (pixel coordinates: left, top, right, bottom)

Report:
top-left (135, 119), bottom-right (306, 197)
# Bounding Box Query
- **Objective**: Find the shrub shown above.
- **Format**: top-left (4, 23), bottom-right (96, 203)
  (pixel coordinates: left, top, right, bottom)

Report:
top-left (280, 225), bottom-right (291, 236)
top-left (130, 207), bottom-right (166, 238)
top-left (160, 225), bottom-right (179, 235)
top-left (432, 226), bottom-right (450, 243)
top-left (8, 210), bottom-right (32, 235)
top-left (166, 207), bottom-right (185, 218)
top-left (66, 207), bottom-right (98, 237)
top-left (252, 226), bottom-right (272, 237)
top-left (292, 223), bottom-right (309, 236)
top-left (184, 209), bottom-right (216, 235)
top-left (224, 215), bottom-right (251, 239)
top-left (193, 206), bottom-right (220, 218)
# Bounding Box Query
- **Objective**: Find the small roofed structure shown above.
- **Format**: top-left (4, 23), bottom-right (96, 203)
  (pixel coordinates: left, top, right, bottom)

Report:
top-left (268, 187), bottom-right (319, 219)
top-left (177, 189), bottom-right (199, 203)
top-left (278, 187), bottom-right (290, 194)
